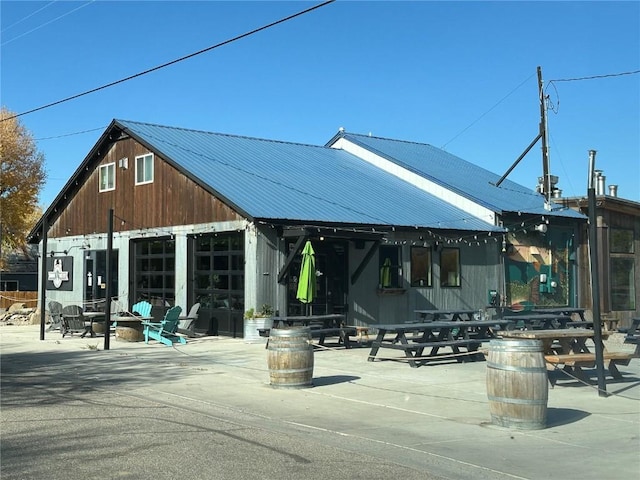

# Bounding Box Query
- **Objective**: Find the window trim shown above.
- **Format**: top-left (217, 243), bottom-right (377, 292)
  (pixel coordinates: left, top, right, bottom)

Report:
top-left (98, 162), bottom-right (116, 192)
top-left (135, 153), bottom-right (154, 185)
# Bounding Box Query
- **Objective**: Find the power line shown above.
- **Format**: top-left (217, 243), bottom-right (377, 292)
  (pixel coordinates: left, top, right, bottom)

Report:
top-left (549, 69), bottom-right (640, 83)
top-left (1, 0), bottom-right (57, 34)
top-left (1, 1), bottom-right (96, 46)
top-left (36, 126), bottom-right (107, 141)
top-left (2, 1), bottom-right (336, 123)
top-left (440, 73), bottom-right (535, 150)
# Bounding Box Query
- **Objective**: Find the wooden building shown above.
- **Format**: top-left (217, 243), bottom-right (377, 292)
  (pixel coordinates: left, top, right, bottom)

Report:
top-left (29, 120), bottom-right (587, 336)
top-left (560, 183), bottom-right (640, 328)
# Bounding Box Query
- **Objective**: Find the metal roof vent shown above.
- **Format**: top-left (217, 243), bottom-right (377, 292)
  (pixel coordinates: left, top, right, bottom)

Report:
top-left (608, 185), bottom-right (618, 197)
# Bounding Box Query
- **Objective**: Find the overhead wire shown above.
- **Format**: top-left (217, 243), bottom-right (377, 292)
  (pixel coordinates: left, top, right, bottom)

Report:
top-left (548, 69), bottom-right (640, 83)
top-left (1, 0), bottom-right (57, 33)
top-left (36, 126), bottom-right (106, 141)
top-left (440, 73), bottom-right (536, 150)
top-left (1, 0), bottom-right (336, 122)
top-left (1, 1), bottom-right (96, 46)
top-left (541, 68), bottom-right (640, 196)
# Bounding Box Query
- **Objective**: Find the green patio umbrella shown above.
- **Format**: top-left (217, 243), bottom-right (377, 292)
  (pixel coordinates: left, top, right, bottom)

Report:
top-left (296, 240), bottom-right (316, 311)
top-left (380, 257), bottom-right (392, 288)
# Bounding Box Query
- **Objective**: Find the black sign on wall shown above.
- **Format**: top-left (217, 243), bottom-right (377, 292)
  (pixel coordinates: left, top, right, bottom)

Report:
top-left (46, 256), bottom-right (74, 291)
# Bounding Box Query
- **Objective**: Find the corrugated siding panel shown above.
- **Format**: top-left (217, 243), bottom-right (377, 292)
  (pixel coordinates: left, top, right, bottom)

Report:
top-left (117, 120), bottom-right (502, 232)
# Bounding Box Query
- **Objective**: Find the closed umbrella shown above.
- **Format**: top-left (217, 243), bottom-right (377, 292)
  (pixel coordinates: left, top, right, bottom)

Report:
top-left (380, 257), bottom-right (392, 288)
top-left (296, 240), bottom-right (316, 313)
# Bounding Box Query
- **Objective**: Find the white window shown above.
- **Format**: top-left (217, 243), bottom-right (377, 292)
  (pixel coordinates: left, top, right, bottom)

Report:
top-left (99, 163), bottom-right (116, 192)
top-left (135, 153), bottom-right (154, 185)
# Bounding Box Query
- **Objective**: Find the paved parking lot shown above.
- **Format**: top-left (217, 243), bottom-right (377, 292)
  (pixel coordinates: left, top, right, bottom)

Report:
top-left (1, 326), bottom-right (639, 479)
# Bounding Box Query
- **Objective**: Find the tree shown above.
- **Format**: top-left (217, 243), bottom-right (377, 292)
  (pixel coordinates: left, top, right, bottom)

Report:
top-left (0, 107), bottom-right (46, 269)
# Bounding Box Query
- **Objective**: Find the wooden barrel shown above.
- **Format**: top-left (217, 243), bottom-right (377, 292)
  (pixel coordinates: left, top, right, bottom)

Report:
top-left (267, 327), bottom-right (314, 388)
top-left (486, 339), bottom-right (548, 430)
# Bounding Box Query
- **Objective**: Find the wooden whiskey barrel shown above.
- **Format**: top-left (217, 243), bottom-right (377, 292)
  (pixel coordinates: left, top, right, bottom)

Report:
top-left (267, 326), bottom-right (314, 388)
top-left (486, 339), bottom-right (548, 430)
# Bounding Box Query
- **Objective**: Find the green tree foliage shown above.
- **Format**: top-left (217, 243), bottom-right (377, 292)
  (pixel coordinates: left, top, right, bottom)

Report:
top-left (0, 107), bottom-right (46, 268)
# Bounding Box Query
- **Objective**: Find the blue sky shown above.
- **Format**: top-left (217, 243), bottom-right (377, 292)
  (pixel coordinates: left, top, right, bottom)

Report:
top-left (2, 1), bottom-right (639, 209)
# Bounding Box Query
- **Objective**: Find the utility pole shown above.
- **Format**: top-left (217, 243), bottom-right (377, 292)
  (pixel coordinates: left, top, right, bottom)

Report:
top-left (494, 66), bottom-right (550, 193)
top-left (538, 66), bottom-right (552, 208)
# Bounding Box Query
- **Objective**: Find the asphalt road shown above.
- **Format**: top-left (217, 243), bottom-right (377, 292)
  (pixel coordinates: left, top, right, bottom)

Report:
top-left (1, 332), bottom-right (453, 480)
top-left (2, 325), bottom-right (639, 480)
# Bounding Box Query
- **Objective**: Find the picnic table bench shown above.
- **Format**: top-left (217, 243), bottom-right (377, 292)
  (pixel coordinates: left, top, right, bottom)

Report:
top-left (259, 314), bottom-right (358, 348)
top-left (501, 328), bottom-right (637, 383)
top-left (368, 319), bottom-right (513, 368)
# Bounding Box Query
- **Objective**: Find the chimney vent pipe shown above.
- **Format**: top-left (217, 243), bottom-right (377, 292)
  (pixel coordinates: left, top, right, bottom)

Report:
top-left (597, 174), bottom-right (606, 195)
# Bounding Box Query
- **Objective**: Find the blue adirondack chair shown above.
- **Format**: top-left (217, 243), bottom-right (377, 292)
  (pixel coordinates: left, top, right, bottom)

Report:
top-left (132, 301), bottom-right (152, 317)
top-left (142, 306), bottom-right (185, 346)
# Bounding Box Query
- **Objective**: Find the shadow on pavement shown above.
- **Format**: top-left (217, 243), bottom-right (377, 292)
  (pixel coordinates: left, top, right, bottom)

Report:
top-left (546, 407), bottom-right (591, 427)
top-left (0, 348), bottom-right (196, 407)
top-left (310, 375), bottom-right (360, 387)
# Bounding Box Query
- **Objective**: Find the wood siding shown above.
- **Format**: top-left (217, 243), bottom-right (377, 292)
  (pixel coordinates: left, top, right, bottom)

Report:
top-left (1, 291), bottom-right (39, 310)
top-left (48, 137), bottom-right (243, 238)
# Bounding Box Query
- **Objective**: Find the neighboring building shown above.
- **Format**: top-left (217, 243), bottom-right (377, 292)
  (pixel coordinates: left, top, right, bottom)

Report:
top-left (0, 246), bottom-right (39, 310)
top-left (0, 246), bottom-right (38, 291)
top-left (560, 175), bottom-right (640, 328)
top-left (29, 120), bottom-right (586, 336)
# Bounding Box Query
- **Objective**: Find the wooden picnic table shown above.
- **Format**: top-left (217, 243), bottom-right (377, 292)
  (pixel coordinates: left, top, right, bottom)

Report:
top-left (367, 319), bottom-right (513, 368)
top-left (500, 328), bottom-right (635, 381)
top-left (265, 314), bottom-right (355, 348)
top-left (532, 307), bottom-right (587, 322)
top-left (414, 309), bottom-right (477, 322)
top-left (502, 314), bottom-right (575, 330)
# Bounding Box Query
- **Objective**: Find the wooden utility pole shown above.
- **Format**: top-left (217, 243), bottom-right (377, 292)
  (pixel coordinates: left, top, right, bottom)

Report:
top-left (538, 66), bottom-right (551, 205)
top-left (495, 66), bottom-right (551, 193)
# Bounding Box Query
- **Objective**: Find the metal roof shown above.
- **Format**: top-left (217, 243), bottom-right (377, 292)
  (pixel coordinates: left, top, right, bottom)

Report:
top-left (332, 132), bottom-right (585, 219)
top-left (116, 120), bottom-right (502, 231)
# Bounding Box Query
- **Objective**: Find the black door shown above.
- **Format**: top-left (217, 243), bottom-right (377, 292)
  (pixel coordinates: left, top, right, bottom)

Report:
top-left (287, 240), bottom-right (348, 316)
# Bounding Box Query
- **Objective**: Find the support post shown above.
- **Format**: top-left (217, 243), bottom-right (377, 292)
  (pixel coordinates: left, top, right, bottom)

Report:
top-left (39, 216), bottom-right (48, 340)
top-left (587, 150), bottom-right (607, 396)
top-left (104, 208), bottom-right (114, 350)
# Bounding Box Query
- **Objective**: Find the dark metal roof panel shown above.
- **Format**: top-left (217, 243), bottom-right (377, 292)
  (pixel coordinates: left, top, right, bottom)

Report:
top-left (338, 132), bottom-right (585, 219)
top-left (116, 120), bottom-right (502, 231)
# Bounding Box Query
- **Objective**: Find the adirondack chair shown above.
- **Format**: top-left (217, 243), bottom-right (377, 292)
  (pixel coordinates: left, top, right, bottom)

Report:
top-left (61, 305), bottom-right (93, 338)
top-left (177, 303), bottom-right (200, 336)
top-left (132, 301), bottom-right (152, 317)
top-left (142, 306), bottom-right (185, 346)
top-left (47, 301), bottom-right (63, 331)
